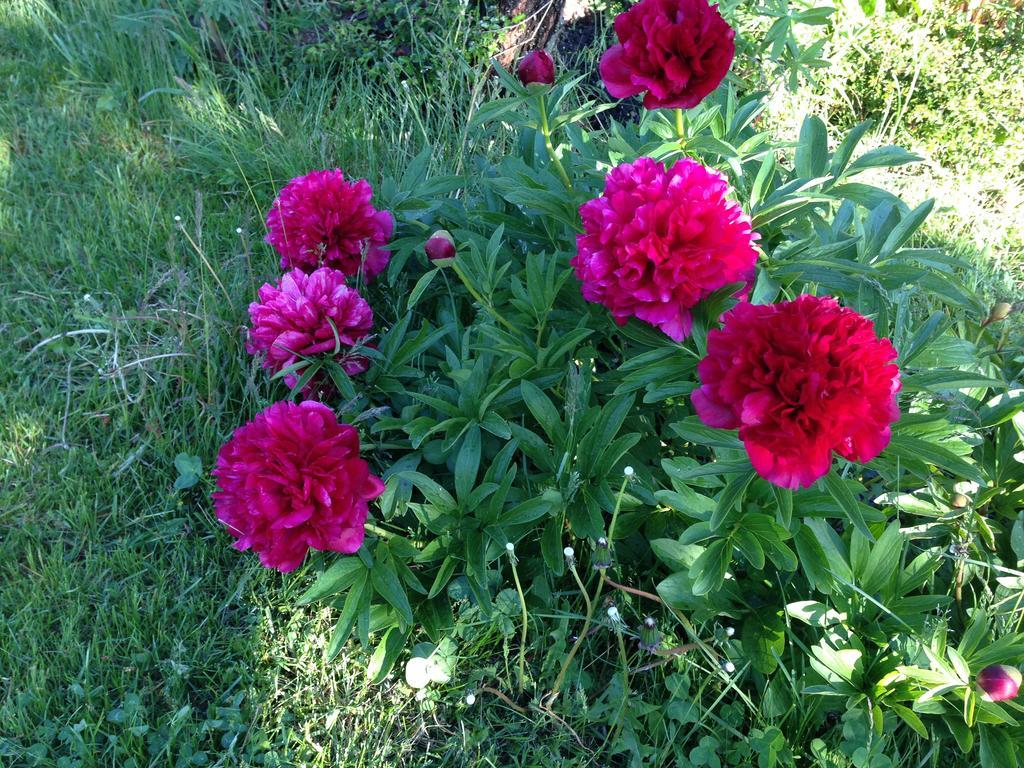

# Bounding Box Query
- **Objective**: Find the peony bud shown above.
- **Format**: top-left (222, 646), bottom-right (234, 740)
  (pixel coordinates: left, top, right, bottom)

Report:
top-left (517, 50), bottom-right (555, 87)
top-left (977, 664), bottom-right (1022, 702)
top-left (950, 493), bottom-right (969, 509)
top-left (989, 302), bottom-right (1013, 323)
top-left (424, 230), bottom-right (456, 264)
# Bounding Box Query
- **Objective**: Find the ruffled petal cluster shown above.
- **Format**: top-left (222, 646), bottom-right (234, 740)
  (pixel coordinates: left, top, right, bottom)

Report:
top-left (212, 401), bottom-right (385, 572)
top-left (265, 169), bottom-right (393, 279)
top-left (600, 0), bottom-right (735, 110)
top-left (693, 295), bottom-right (901, 489)
top-left (572, 157), bottom-right (757, 341)
top-left (247, 267), bottom-right (374, 392)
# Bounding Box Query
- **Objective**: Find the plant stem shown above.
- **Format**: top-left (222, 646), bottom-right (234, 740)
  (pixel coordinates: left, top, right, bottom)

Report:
top-left (537, 93), bottom-right (573, 190)
top-left (544, 476), bottom-right (630, 705)
top-left (509, 554), bottom-right (529, 690)
top-left (675, 108), bottom-right (685, 141)
top-left (450, 261), bottom-right (519, 334)
top-left (365, 522), bottom-right (394, 540)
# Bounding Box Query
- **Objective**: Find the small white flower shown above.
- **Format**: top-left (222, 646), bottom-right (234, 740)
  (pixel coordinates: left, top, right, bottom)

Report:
top-left (607, 606), bottom-right (620, 621)
top-left (405, 657), bottom-right (435, 690)
top-left (465, 693), bottom-right (476, 706)
top-left (173, 215), bottom-right (181, 223)
top-left (83, 294), bottom-right (92, 302)
top-left (235, 227), bottom-right (243, 234)
top-left (623, 466), bottom-right (634, 477)
top-left (505, 542), bottom-right (515, 553)
top-left (723, 661), bottom-right (736, 674)
top-left (563, 546), bottom-right (574, 559)
top-left (725, 627), bottom-right (735, 637)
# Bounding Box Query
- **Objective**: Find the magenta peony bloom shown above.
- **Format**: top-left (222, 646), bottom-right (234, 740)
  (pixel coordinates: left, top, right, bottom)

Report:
top-left (600, 0), bottom-right (735, 110)
top-left (247, 268), bottom-right (374, 393)
top-left (693, 295), bottom-right (901, 490)
top-left (212, 401), bottom-right (385, 572)
top-left (518, 50), bottom-right (556, 86)
top-left (977, 665), bottom-right (1022, 702)
top-left (572, 156), bottom-right (757, 341)
top-left (265, 169), bottom-right (393, 279)
top-left (424, 230), bottom-right (456, 263)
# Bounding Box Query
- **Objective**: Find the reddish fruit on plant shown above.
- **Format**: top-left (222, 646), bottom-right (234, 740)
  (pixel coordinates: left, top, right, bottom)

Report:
top-left (977, 665), bottom-right (1022, 702)
top-left (424, 230), bottom-right (456, 264)
top-left (518, 50), bottom-right (555, 86)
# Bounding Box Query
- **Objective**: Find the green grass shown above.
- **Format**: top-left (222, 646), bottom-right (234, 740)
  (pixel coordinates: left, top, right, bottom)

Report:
top-left (1, 0), bottom-right (1020, 765)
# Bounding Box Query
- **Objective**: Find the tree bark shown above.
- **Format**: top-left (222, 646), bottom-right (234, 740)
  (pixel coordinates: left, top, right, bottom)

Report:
top-left (496, 0), bottom-right (567, 66)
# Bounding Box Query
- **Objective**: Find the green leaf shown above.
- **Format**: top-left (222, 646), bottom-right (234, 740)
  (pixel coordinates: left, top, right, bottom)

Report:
top-left (742, 609), bottom-right (785, 674)
top-left (519, 380), bottom-right (564, 446)
top-left (367, 626), bottom-right (409, 684)
top-left (795, 115), bottom-right (828, 178)
top-left (371, 555), bottom-right (413, 628)
top-left (980, 725), bottom-right (1018, 768)
top-left (327, 572), bottom-right (368, 660)
top-left (845, 146), bottom-right (921, 176)
top-left (879, 199), bottom-right (933, 258)
top-left (823, 471), bottom-right (873, 541)
top-left (794, 525), bottom-right (834, 593)
top-left (770, 485), bottom-right (793, 529)
top-left (710, 469), bottom-right (756, 531)
top-left (858, 522), bottom-right (904, 597)
top-left (887, 434), bottom-right (986, 485)
top-left (690, 538), bottom-right (731, 596)
top-left (427, 556), bottom-right (459, 600)
top-left (298, 557), bottom-right (366, 605)
top-left (454, 425), bottom-right (481, 501)
top-left (407, 268), bottom-right (439, 310)
top-left (670, 417), bottom-right (742, 450)
top-left (891, 704), bottom-right (928, 739)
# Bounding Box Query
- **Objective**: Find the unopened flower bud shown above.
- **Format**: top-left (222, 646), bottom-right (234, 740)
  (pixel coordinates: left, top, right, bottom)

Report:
top-left (977, 665), bottom-right (1022, 702)
top-left (951, 493), bottom-right (969, 509)
top-left (988, 302), bottom-right (1013, 324)
top-left (592, 537), bottom-right (613, 570)
top-left (424, 230), bottom-right (456, 264)
top-left (639, 616), bottom-right (661, 652)
top-left (517, 50), bottom-right (555, 87)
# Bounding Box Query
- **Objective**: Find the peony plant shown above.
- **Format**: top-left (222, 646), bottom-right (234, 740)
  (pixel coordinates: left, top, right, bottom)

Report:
top-left (211, 0), bottom-right (1024, 761)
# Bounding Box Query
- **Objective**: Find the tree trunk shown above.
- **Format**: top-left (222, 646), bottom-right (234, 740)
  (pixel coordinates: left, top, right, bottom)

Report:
top-left (496, 0), bottom-right (567, 66)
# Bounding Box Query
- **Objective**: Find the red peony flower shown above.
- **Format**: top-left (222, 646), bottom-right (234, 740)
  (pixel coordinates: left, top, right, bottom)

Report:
top-left (693, 295), bottom-right (901, 489)
top-left (247, 268), bottom-right (374, 393)
top-left (265, 169), bottom-right (393, 279)
top-left (600, 0), bottom-right (735, 110)
top-left (424, 230), bottom-right (456, 263)
top-left (518, 50), bottom-right (556, 86)
top-left (572, 156), bottom-right (757, 341)
top-left (977, 665), bottom-right (1022, 702)
top-left (212, 401), bottom-right (385, 572)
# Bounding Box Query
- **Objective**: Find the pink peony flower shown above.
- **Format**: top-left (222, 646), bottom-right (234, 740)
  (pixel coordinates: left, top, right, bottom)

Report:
top-left (977, 665), bottom-right (1022, 702)
top-left (600, 0), bottom-right (736, 110)
top-left (518, 50), bottom-right (556, 86)
top-left (693, 295), bottom-right (901, 489)
top-left (265, 169), bottom-right (393, 279)
top-left (572, 156), bottom-right (757, 341)
top-left (247, 268), bottom-right (374, 394)
top-left (212, 401), bottom-right (385, 572)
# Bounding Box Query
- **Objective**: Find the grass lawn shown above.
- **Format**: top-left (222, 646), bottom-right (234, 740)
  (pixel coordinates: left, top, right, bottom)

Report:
top-left (1, 1), bottom-right (1020, 766)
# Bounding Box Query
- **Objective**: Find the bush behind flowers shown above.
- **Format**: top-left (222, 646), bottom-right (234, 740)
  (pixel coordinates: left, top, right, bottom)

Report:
top-left (213, 3), bottom-right (1024, 763)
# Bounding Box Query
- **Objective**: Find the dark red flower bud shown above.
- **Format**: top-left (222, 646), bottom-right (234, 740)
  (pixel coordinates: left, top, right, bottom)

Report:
top-left (424, 230), bottom-right (456, 263)
top-left (977, 664), bottom-right (1021, 702)
top-left (517, 50), bottom-right (555, 86)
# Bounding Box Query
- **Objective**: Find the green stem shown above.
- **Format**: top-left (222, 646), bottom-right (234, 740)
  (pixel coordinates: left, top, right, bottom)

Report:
top-left (675, 108), bottom-right (685, 141)
top-left (365, 523), bottom-right (394, 540)
top-left (537, 94), bottom-right (573, 190)
top-left (450, 261), bottom-right (519, 334)
top-left (544, 477), bottom-right (631, 705)
top-left (509, 554), bottom-right (529, 690)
